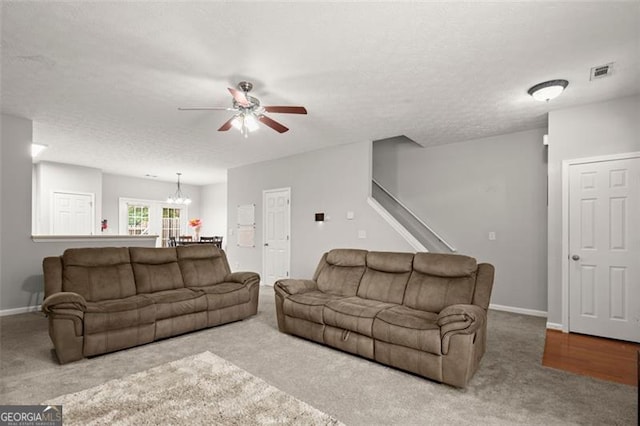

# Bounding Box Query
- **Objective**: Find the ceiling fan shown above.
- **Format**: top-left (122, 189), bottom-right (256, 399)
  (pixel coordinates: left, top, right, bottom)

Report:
top-left (178, 81), bottom-right (307, 137)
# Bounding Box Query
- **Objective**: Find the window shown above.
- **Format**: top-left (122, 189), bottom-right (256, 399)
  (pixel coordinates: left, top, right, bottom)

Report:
top-left (161, 207), bottom-right (182, 247)
top-left (127, 204), bottom-right (150, 235)
top-left (119, 198), bottom-right (187, 247)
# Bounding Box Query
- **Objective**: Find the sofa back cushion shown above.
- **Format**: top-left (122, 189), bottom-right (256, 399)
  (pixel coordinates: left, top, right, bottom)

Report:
top-left (62, 247), bottom-right (136, 302)
top-left (404, 253), bottom-right (478, 312)
top-left (315, 249), bottom-right (367, 297)
top-left (177, 245), bottom-right (230, 287)
top-left (357, 252), bottom-right (414, 304)
top-left (130, 247), bottom-right (184, 293)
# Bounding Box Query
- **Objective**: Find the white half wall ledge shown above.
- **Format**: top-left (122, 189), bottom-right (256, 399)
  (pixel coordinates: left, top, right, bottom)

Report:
top-left (489, 303), bottom-right (547, 318)
top-left (0, 305), bottom-right (42, 317)
top-left (31, 235), bottom-right (159, 243)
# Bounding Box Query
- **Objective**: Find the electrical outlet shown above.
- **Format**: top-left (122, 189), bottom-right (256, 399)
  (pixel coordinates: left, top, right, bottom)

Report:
top-left (488, 232), bottom-right (496, 241)
top-left (358, 230), bottom-right (367, 239)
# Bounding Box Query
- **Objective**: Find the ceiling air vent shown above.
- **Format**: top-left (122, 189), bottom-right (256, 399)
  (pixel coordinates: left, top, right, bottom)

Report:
top-left (590, 63), bottom-right (614, 81)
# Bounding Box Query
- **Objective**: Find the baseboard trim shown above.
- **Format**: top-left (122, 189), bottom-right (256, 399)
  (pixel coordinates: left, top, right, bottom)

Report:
top-left (0, 305), bottom-right (42, 317)
top-left (489, 303), bottom-right (547, 318)
top-left (546, 322), bottom-right (564, 331)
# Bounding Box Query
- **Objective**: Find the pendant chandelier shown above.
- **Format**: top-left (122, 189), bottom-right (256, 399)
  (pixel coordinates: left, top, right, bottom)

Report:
top-left (167, 172), bottom-right (191, 205)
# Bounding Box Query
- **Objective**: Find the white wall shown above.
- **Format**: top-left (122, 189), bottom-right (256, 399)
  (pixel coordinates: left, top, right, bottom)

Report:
top-left (102, 173), bottom-right (202, 234)
top-left (226, 141), bottom-right (412, 278)
top-left (201, 182), bottom-right (227, 245)
top-left (373, 128), bottom-right (548, 314)
top-left (1, 114), bottom-right (33, 311)
top-left (34, 161), bottom-right (102, 234)
top-left (547, 95), bottom-right (640, 325)
top-left (0, 115), bottom-right (159, 312)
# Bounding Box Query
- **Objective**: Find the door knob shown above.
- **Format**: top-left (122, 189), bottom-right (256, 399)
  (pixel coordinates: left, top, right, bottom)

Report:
top-left (571, 255), bottom-right (580, 261)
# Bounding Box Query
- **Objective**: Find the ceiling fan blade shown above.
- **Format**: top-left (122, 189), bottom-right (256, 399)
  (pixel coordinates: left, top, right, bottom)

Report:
top-left (218, 117), bottom-right (235, 131)
top-left (178, 107), bottom-right (232, 111)
top-left (263, 106), bottom-right (308, 114)
top-left (227, 88), bottom-right (250, 107)
top-left (258, 115), bottom-right (289, 133)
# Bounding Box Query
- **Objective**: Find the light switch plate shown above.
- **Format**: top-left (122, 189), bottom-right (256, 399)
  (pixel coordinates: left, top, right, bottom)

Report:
top-left (488, 231), bottom-right (496, 241)
top-left (346, 211), bottom-right (355, 220)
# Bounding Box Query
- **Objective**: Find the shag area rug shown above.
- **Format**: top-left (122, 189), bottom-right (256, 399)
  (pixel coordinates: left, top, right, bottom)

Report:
top-left (44, 351), bottom-right (342, 425)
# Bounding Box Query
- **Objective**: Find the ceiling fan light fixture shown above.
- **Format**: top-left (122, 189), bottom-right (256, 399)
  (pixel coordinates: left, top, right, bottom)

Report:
top-left (167, 172), bottom-right (191, 205)
top-left (178, 81), bottom-right (306, 136)
top-left (244, 114), bottom-right (260, 132)
top-left (231, 115), bottom-right (243, 130)
top-left (528, 79), bottom-right (569, 102)
top-left (232, 113), bottom-right (260, 137)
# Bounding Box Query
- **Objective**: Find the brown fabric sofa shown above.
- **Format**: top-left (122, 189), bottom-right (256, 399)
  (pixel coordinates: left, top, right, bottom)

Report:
top-left (42, 245), bottom-right (259, 364)
top-left (274, 249), bottom-right (494, 387)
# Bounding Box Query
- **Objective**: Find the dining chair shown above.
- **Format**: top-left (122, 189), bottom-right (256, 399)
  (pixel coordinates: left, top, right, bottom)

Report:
top-left (177, 235), bottom-right (193, 245)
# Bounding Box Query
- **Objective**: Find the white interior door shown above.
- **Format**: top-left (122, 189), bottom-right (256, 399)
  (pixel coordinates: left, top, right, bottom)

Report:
top-left (53, 191), bottom-right (94, 235)
top-left (568, 156), bottom-right (640, 342)
top-left (263, 188), bottom-right (291, 286)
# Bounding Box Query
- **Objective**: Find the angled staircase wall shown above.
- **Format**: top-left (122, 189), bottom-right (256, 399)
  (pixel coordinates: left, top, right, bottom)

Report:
top-left (370, 136), bottom-right (455, 254)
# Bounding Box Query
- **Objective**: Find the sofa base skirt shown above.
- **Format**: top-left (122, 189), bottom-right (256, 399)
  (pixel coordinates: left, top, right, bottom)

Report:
top-left (283, 315), bottom-right (324, 343)
top-left (324, 326), bottom-right (374, 359)
top-left (84, 323), bottom-right (155, 357)
top-left (375, 340), bottom-right (443, 383)
top-left (155, 311), bottom-right (208, 340)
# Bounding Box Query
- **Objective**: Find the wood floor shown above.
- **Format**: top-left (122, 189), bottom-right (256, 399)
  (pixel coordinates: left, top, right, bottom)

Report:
top-left (542, 329), bottom-right (639, 386)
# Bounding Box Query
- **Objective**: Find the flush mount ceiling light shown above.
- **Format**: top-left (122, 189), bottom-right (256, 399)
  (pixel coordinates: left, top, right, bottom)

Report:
top-left (31, 143), bottom-right (48, 157)
top-left (528, 79), bottom-right (569, 102)
top-left (167, 172), bottom-right (191, 205)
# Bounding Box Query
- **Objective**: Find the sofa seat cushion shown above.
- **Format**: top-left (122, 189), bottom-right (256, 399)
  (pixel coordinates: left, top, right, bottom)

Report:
top-left (324, 297), bottom-right (396, 337)
top-left (192, 282), bottom-right (251, 310)
top-left (283, 291), bottom-right (346, 324)
top-left (84, 295), bottom-right (155, 334)
top-left (142, 288), bottom-right (208, 320)
top-left (372, 305), bottom-right (441, 355)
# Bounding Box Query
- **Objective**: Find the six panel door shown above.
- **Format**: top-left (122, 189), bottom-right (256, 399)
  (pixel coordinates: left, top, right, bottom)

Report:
top-left (568, 157), bottom-right (640, 343)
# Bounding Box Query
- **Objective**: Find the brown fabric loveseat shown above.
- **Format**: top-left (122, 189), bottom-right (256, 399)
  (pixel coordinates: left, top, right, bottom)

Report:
top-left (274, 249), bottom-right (494, 387)
top-left (42, 245), bottom-right (259, 364)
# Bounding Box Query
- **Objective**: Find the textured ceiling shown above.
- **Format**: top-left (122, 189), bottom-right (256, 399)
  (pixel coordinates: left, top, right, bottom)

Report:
top-left (1, 2), bottom-right (639, 185)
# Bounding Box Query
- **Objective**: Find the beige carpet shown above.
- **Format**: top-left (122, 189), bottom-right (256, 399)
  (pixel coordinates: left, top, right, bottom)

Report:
top-left (43, 351), bottom-right (342, 425)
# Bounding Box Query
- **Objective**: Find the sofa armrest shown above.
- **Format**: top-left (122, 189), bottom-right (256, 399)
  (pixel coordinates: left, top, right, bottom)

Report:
top-left (42, 292), bottom-right (87, 316)
top-left (274, 279), bottom-right (317, 296)
top-left (438, 304), bottom-right (486, 355)
top-left (224, 271), bottom-right (260, 287)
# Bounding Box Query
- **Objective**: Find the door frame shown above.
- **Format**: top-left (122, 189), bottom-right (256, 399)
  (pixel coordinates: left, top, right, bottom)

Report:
top-left (50, 190), bottom-right (95, 235)
top-left (262, 187), bottom-right (291, 286)
top-left (118, 197), bottom-right (189, 246)
top-left (561, 151), bottom-right (640, 332)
